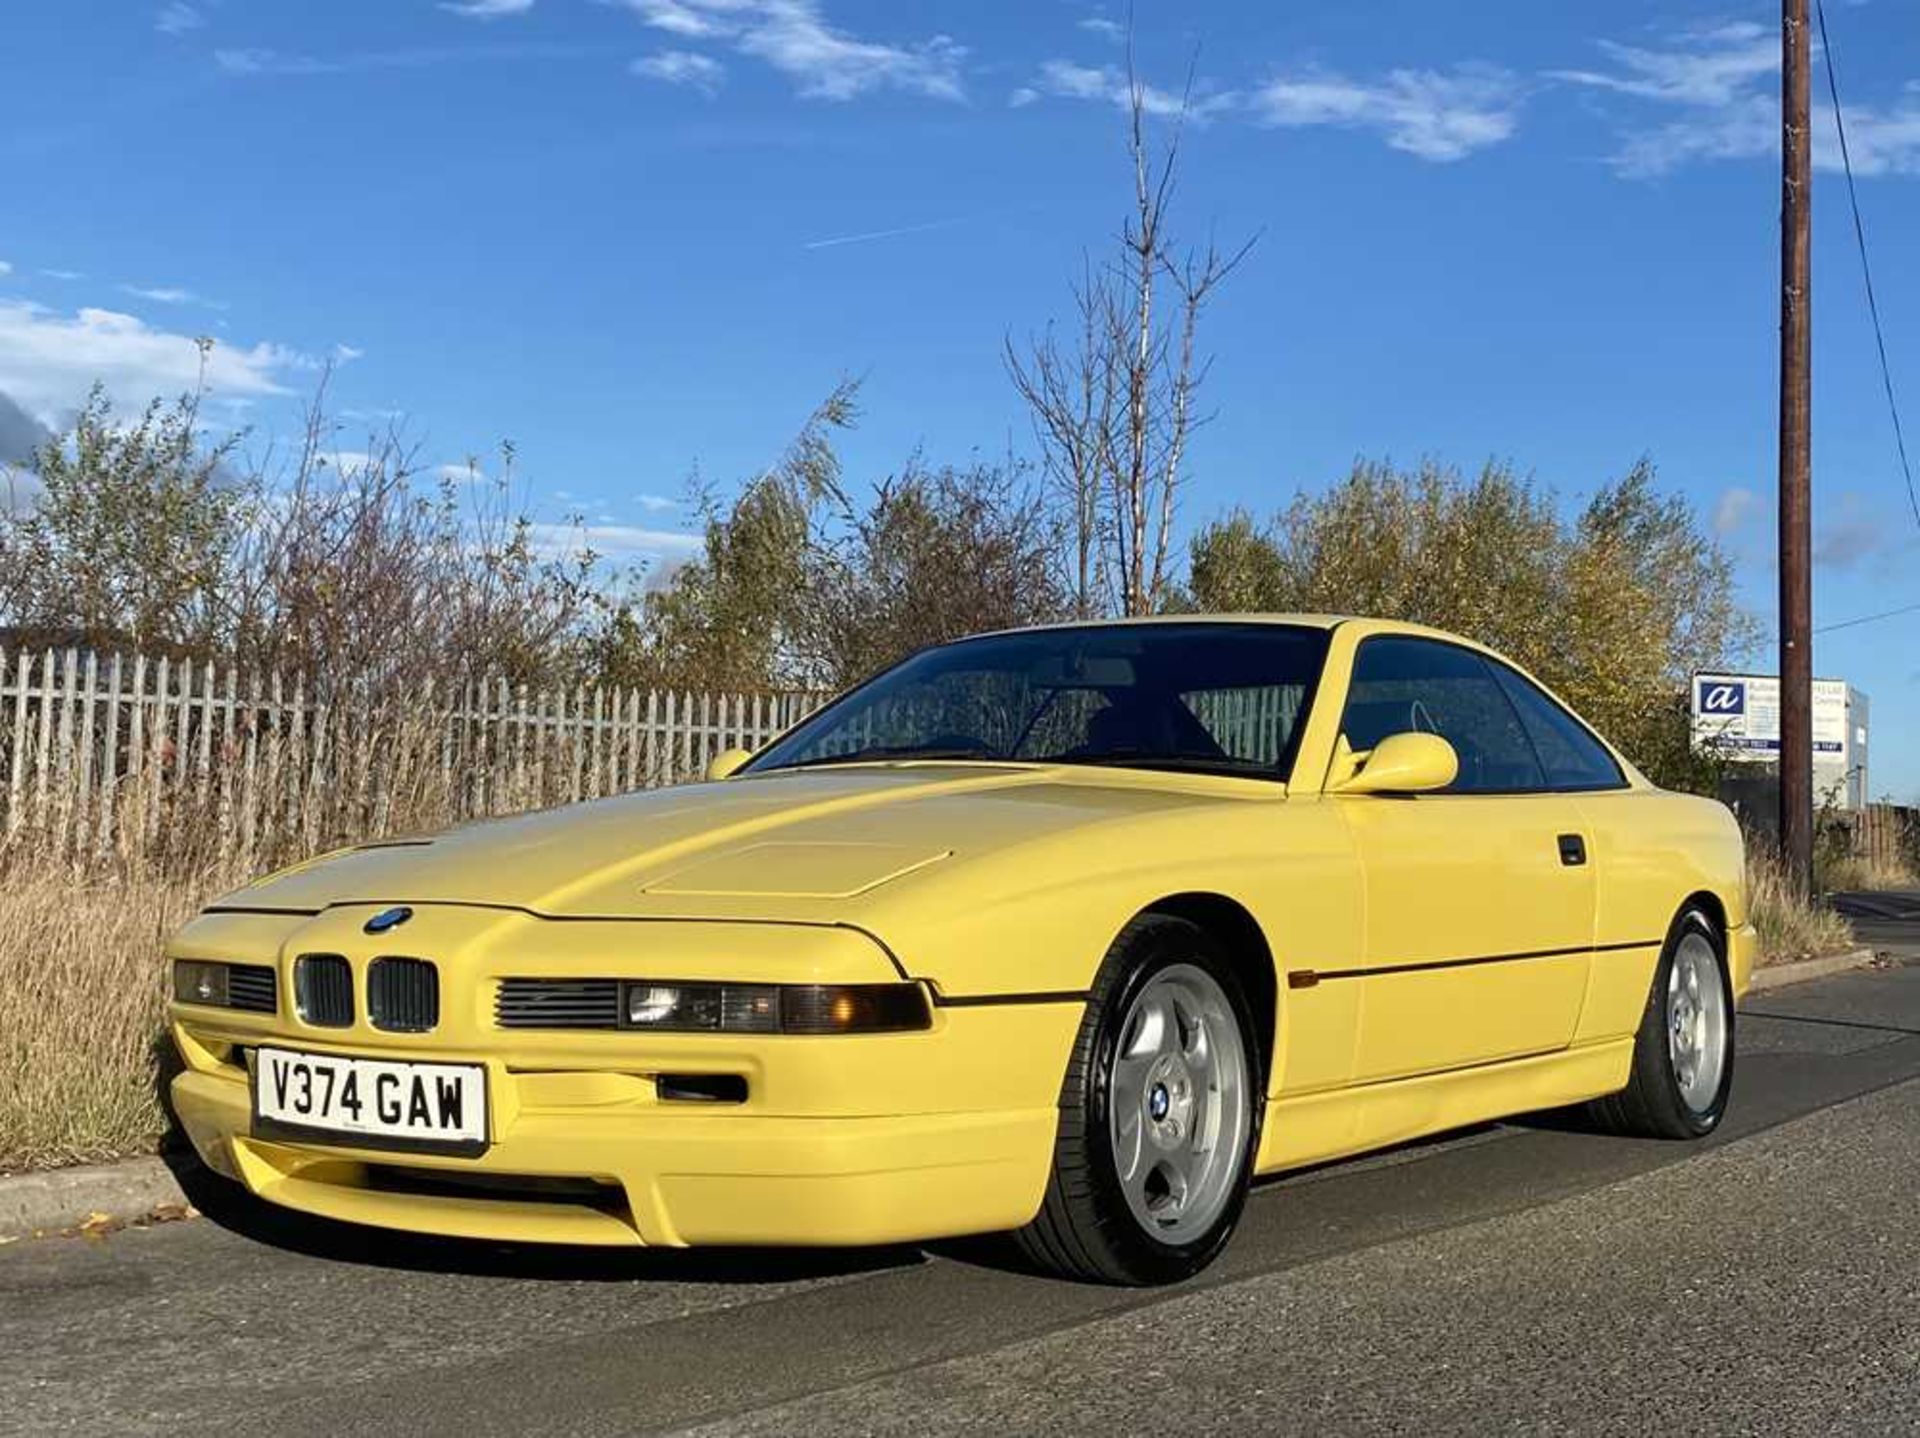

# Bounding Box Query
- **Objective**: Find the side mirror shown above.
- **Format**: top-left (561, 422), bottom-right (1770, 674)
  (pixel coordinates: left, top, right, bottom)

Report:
top-left (1331, 731), bottom-right (1457, 796)
top-left (705, 747), bottom-right (753, 782)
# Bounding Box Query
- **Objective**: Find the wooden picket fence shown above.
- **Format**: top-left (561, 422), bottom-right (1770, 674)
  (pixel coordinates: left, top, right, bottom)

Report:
top-left (1850, 803), bottom-right (1919, 874)
top-left (0, 647), bottom-right (827, 872)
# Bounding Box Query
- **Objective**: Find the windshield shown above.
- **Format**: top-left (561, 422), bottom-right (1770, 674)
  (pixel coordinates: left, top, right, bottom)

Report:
top-left (747, 623), bottom-right (1330, 781)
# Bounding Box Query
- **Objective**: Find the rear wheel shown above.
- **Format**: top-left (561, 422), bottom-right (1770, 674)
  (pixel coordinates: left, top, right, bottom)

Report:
top-left (1015, 915), bottom-right (1262, 1285)
top-left (1589, 907), bottom-right (1734, 1139)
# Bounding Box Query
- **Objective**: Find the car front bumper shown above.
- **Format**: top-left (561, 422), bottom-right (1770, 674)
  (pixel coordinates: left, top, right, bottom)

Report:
top-left (1728, 919), bottom-right (1758, 1001)
top-left (171, 1011), bottom-right (1072, 1248)
top-left (166, 904), bottom-right (1081, 1248)
top-left (173, 1057), bottom-right (1063, 1248)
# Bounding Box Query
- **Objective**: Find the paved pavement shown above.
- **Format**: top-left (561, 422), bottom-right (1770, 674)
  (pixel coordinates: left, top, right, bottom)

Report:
top-left (7, 958), bottom-right (1920, 1437)
top-left (1832, 888), bottom-right (1920, 960)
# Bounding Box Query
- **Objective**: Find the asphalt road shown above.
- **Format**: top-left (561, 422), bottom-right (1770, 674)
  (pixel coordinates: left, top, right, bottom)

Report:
top-left (8, 941), bottom-right (1920, 1436)
top-left (1833, 887), bottom-right (1920, 958)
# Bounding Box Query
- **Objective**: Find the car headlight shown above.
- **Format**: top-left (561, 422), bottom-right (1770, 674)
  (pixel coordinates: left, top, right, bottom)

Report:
top-left (620, 981), bottom-right (931, 1034)
top-left (174, 959), bottom-right (230, 1007)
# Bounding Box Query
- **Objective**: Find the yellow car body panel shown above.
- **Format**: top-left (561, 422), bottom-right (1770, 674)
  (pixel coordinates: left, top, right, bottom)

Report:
top-left (166, 614), bottom-right (1750, 1251)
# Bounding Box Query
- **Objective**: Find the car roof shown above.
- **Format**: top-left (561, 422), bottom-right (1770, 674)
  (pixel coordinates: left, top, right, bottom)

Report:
top-left (970, 613), bottom-right (1477, 645)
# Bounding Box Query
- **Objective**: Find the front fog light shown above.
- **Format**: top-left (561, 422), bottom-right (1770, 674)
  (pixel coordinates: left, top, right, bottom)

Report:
top-left (173, 960), bottom-right (230, 1007)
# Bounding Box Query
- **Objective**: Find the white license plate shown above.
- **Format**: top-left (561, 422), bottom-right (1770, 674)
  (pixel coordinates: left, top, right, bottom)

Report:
top-left (253, 1047), bottom-right (488, 1153)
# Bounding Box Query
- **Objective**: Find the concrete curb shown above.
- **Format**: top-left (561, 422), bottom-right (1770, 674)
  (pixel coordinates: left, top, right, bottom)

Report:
top-left (1746, 946), bottom-right (1879, 995)
top-left (0, 1156), bottom-right (191, 1241)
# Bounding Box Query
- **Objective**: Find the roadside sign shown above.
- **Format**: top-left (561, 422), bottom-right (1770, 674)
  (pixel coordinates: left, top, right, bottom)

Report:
top-left (1690, 673), bottom-right (1847, 756)
top-left (1691, 672), bottom-right (1868, 808)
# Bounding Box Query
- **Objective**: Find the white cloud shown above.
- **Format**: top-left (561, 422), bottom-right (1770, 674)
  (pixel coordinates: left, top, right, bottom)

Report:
top-left (642, 553), bottom-right (697, 590)
top-left (155, 3), bottom-right (204, 36)
top-left (1712, 486), bottom-right (1759, 537)
top-left (0, 300), bottom-right (305, 429)
top-left (1605, 100), bottom-right (1773, 177)
top-left (1251, 65), bottom-right (1523, 161)
top-left (316, 449), bottom-right (375, 478)
top-left (440, 0), bottom-right (536, 16)
top-left (121, 283), bottom-right (221, 307)
top-left (1079, 17), bottom-right (1126, 45)
top-left (1017, 57), bottom-right (1517, 157)
top-left (618, 1), bottom-right (965, 101)
top-left (1814, 493), bottom-right (1919, 572)
top-left (1833, 96), bottom-right (1920, 176)
top-left (40, 269), bottom-right (82, 281)
top-left (1555, 25), bottom-right (1920, 178)
top-left (0, 260), bottom-right (11, 277)
top-left (626, 0), bottom-right (737, 38)
top-left (635, 492), bottom-right (679, 512)
top-left (527, 521), bottom-right (704, 562)
top-left (632, 50), bottom-right (726, 95)
top-left (215, 48), bottom-right (273, 74)
top-left (1549, 23), bottom-right (1777, 108)
top-left (1024, 59), bottom-right (1224, 120)
top-left (332, 342), bottom-right (365, 363)
top-left (215, 42), bottom-right (589, 77)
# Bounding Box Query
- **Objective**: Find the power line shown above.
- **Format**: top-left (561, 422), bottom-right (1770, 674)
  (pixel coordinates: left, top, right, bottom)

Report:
top-left (1815, 598), bottom-right (1920, 634)
top-left (1816, 0), bottom-right (1920, 532)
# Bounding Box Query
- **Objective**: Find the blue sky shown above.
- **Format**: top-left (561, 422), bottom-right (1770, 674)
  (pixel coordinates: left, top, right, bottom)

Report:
top-left (4, 0), bottom-right (1920, 797)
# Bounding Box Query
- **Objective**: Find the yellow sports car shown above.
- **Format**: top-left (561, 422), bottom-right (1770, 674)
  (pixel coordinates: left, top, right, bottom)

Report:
top-left (167, 616), bottom-right (1751, 1284)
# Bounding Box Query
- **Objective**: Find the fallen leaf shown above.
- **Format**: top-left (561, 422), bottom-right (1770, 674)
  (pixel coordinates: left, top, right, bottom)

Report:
top-left (76, 1211), bottom-right (125, 1240)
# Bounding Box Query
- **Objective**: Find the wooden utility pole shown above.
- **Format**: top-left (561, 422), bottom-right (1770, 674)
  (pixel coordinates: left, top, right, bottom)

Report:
top-left (1779, 0), bottom-right (1814, 891)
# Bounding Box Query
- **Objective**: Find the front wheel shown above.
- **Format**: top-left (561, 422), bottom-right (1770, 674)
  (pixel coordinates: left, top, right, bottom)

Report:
top-left (1589, 907), bottom-right (1735, 1139)
top-left (1015, 915), bottom-right (1262, 1285)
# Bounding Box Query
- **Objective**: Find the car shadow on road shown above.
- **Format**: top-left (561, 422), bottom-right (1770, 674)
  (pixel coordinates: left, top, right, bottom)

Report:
top-left (162, 1153), bottom-right (929, 1286)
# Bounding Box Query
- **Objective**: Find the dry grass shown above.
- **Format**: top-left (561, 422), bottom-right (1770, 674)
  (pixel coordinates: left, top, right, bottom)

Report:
top-left (1748, 845), bottom-right (1856, 968)
top-left (1817, 850), bottom-right (1920, 895)
top-left (0, 858), bottom-right (231, 1173)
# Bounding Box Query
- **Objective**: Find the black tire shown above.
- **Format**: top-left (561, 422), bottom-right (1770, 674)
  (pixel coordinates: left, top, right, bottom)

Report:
top-left (1588, 906), bottom-right (1735, 1139)
top-left (1015, 914), bottom-right (1264, 1285)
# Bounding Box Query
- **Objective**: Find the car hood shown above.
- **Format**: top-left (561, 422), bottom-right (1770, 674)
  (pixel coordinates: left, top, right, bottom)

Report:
top-left (215, 763), bottom-right (1255, 921)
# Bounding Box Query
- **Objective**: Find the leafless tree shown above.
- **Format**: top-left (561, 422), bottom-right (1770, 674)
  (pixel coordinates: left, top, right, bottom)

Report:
top-left (1007, 43), bottom-right (1254, 617)
top-left (1005, 259), bottom-right (1114, 618)
top-left (224, 367), bottom-right (600, 698)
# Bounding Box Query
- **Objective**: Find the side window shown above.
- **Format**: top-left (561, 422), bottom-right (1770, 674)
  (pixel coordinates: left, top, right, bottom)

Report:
top-left (1342, 637), bottom-right (1546, 794)
top-left (1489, 663), bottom-right (1626, 791)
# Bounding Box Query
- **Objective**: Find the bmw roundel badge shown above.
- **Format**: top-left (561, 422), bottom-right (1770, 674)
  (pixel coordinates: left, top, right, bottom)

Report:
top-left (364, 905), bottom-right (414, 935)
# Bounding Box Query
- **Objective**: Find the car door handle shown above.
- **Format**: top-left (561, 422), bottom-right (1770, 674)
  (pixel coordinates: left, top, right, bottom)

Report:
top-left (1557, 833), bottom-right (1587, 867)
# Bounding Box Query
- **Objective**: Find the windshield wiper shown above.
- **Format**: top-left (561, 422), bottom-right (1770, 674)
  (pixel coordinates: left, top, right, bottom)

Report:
top-left (761, 745), bottom-right (1001, 771)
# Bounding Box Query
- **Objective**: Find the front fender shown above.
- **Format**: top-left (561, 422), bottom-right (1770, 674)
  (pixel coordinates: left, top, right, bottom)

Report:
top-left (853, 798), bottom-right (1361, 1001)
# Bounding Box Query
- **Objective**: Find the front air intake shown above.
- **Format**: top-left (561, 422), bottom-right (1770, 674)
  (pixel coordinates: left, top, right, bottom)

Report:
top-left (226, 964), bottom-right (279, 1014)
top-left (369, 956), bottom-right (438, 1033)
top-left (495, 978), bottom-right (622, 1030)
top-left (295, 954), bottom-right (354, 1028)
